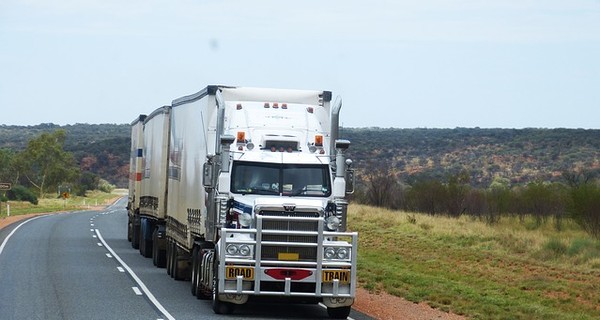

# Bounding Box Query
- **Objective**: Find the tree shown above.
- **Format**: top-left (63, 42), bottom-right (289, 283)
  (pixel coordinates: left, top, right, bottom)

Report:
top-left (569, 183), bottom-right (600, 239)
top-left (0, 148), bottom-right (16, 183)
top-left (445, 171), bottom-right (470, 217)
top-left (14, 130), bottom-right (79, 197)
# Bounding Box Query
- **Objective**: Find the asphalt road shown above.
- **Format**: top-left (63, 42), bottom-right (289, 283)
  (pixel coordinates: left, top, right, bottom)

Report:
top-left (0, 198), bottom-right (372, 320)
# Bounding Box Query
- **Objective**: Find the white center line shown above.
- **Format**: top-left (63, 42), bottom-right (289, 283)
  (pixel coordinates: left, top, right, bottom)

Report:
top-left (106, 253), bottom-right (113, 258)
top-left (117, 267), bottom-right (125, 273)
top-left (132, 287), bottom-right (143, 296)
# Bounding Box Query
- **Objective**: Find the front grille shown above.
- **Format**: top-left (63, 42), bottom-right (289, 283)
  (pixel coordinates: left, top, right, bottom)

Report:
top-left (259, 210), bottom-right (320, 262)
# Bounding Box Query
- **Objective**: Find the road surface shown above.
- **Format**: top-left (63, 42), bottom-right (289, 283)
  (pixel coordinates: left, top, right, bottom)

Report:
top-left (0, 198), bottom-right (372, 320)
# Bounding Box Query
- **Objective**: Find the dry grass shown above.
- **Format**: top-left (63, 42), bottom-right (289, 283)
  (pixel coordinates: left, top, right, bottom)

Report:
top-left (348, 204), bottom-right (600, 320)
top-left (0, 190), bottom-right (121, 218)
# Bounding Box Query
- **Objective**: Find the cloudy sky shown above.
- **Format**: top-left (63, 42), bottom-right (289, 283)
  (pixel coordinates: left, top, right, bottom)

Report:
top-left (1, 0), bottom-right (599, 128)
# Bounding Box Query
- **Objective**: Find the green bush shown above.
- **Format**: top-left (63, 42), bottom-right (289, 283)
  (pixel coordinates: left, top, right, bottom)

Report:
top-left (98, 179), bottom-right (115, 193)
top-left (6, 185), bottom-right (38, 205)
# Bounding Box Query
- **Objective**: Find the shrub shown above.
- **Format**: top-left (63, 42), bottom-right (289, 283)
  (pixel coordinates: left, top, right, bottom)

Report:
top-left (6, 185), bottom-right (38, 205)
top-left (98, 179), bottom-right (115, 193)
top-left (569, 184), bottom-right (600, 239)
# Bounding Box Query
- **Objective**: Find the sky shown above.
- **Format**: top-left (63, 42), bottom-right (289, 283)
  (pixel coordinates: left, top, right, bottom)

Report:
top-left (0, 0), bottom-right (599, 129)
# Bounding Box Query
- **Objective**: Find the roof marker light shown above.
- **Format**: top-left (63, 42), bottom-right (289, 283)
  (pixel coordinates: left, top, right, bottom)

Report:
top-left (315, 135), bottom-right (323, 147)
top-left (237, 131), bottom-right (246, 143)
top-left (307, 107), bottom-right (314, 114)
top-left (264, 103), bottom-right (270, 108)
top-left (282, 103), bottom-right (288, 109)
top-left (236, 103), bottom-right (242, 110)
top-left (273, 103), bottom-right (279, 109)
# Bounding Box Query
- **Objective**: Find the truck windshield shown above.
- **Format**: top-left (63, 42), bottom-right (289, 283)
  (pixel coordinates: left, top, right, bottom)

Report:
top-left (231, 161), bottom-right (331, 197)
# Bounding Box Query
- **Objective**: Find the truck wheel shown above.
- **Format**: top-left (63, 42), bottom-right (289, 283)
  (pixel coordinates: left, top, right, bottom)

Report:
top-left (327, 306), bottom-right (351, 319)
top-left (152, 230), bottom-right (159, 266)
top-left (140, 222), bottom-right (153, 258)
top-left (195, 246), bottom-right (212, 300)
top-left (131, 219), bottom-right (140, 249)
top-left (153, 230), bottom-right (166, 268)
top-left (127, 220), bottom-right (132, 242)
top-left (212, 264), bottom-right (235, 314)
top-left (166, 239), bottom-right (173, 276)
top-left (190, 247), bottom-right (199, 295)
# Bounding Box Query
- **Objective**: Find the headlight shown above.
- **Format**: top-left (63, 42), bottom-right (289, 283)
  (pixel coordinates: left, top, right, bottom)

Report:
top-left (325, 215), bottom-right (340, 231)
top-left (238, 212), bottom-right (252, 227)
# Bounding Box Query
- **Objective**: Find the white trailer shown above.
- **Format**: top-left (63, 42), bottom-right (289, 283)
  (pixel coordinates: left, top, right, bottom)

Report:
top-left (127, 114), bottom-right (146, 246)
top-left (130, 85), bottom-right (356, 319)
top-left (136, 106), bottom-right (170, 265)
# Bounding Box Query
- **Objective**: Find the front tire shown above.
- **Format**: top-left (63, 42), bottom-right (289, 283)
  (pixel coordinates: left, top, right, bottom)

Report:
top-left (327, 306), bottom-right (351, 319)
top-left (212, 260), bottom-right (235, 314)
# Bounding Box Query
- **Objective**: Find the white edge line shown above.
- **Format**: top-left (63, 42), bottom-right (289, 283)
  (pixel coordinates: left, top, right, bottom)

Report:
top-left (95, 229), bottom-right (175, 320)
top-left (0, 216), bottom-right (46, 256)
top-left (318, 303), bottom-right (355, 320)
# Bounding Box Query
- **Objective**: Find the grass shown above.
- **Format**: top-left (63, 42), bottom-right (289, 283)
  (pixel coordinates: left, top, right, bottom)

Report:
top-left (0, 189), bottom-right (124, 218)
top-left (348, 204), bottom-right (600, 320)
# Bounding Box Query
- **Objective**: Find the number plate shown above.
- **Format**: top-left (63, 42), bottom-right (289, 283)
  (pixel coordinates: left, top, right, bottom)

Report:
top-left (225, 266), bottom-right (254, 280)
top-left (322, 270), bottom-right (351, 284)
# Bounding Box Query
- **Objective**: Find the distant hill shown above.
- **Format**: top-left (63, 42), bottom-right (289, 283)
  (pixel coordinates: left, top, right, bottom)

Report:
top-left (0, 123), bottom-right (130, 187)
top-left (343, 127), bottom-right (600, 188)
top-left (1, 124), bottom-right (599, 188)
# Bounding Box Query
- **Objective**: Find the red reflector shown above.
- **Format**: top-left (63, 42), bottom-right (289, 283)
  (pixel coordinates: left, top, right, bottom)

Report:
top-left (265, 268), bottom-right (312, 281)
top-left (136, 172), bottom-right (142, 181)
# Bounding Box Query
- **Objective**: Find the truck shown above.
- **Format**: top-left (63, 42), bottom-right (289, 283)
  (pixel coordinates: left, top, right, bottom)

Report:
top-left (128, 85), bottom-right (357, 319)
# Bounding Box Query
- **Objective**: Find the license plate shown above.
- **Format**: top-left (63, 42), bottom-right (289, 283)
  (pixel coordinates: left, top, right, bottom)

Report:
top-left (322, 270), bottom-right (350, 284)
top-left (225, 266), bottom-right (254, 280)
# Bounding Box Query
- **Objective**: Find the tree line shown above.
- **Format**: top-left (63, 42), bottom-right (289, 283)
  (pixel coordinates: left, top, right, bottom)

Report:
top-left (0, 130), bottom-right (114, 204)
top-left (352, 167), bottom-right (600, 239)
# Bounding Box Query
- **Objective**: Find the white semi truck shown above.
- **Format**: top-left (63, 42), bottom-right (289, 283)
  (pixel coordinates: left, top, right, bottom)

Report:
top-left (128, 85), bottom-right (357, 319)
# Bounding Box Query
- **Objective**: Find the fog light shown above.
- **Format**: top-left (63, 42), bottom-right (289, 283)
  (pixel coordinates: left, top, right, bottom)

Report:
top-left (324, 247), bottom-right (336, 259)
top-left (239, 244), bottom-right (251, 256)
top-left (226, 244), bottom-right (238, 255)
top-left (336, 248), bottom-right (349, 259)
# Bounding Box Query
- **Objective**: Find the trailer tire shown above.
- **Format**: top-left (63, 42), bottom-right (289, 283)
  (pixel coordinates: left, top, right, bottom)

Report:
top-left (127, 220), bottom-right (132, 242)
top-left (327, 306), bottom-right (351, 319)
top-left (166, 239), bottom-right (173, 276)
top-left (153, 229), bottom-right (166, 268)
top-left (152, 229), bottom-right (159, 266)
top-left (131, 218), bottom-right (140, 249)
